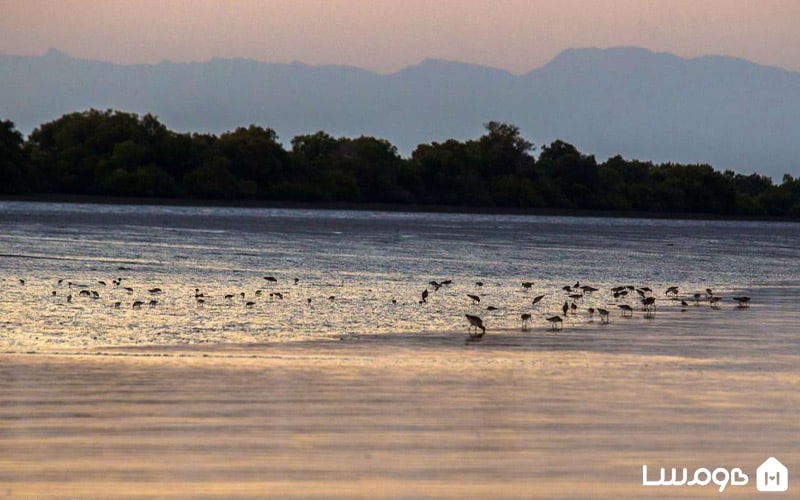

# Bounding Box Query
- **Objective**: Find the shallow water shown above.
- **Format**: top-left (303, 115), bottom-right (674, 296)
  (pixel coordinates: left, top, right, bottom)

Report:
top-left (1, 201), bottom-right (799, 358)
top-left (2, 202), bottom-right (799, 498)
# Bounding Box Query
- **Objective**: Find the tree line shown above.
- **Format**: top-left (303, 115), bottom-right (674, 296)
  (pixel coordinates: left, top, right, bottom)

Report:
top-left (2, 109), bottom-right (799, 217)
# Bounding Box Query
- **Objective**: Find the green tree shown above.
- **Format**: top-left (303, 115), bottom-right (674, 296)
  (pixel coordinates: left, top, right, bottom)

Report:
top-left (216, 125), bottom-right (289, 196)
top-left (474, 121), bottom-right (535, 178)
top-left (412, 139), bottom-right (489, 205)
top-left (0, 119), bottom-right (30, 193)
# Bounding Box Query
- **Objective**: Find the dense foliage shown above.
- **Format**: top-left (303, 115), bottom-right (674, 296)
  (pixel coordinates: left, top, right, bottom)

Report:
top-left (2, 109), bottom-right (799, 217)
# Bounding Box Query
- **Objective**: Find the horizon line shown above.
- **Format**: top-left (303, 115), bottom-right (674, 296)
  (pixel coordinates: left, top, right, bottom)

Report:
top-left (2, 45), bottom-right (797, 76)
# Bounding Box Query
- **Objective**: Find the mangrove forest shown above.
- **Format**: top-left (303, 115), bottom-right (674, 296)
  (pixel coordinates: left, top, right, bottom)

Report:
top-left (2, 109), bottom-right (799, 217)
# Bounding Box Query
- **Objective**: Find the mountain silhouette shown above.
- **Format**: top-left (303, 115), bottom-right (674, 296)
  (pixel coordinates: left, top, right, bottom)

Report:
top-left (2, 46), bottom-right (798, 178)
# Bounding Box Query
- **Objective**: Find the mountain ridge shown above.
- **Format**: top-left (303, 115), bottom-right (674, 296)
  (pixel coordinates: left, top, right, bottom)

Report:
top-left (2, 46), bottom-right (799, 178)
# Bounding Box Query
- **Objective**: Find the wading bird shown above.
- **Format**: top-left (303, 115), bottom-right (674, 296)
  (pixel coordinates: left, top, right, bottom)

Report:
top-left (521, 313), bottom-right (531, 330)
top-left (547, 315), bottom-right (563, 330)
top-left (465, 314), bottom-right (486, 338)
top-left (733, 296), bottom-right (751, 308)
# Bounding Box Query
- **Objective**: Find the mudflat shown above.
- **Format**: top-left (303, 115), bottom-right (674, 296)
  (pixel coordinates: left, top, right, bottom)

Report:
top-left (2, 339), bottom-right (797, 498)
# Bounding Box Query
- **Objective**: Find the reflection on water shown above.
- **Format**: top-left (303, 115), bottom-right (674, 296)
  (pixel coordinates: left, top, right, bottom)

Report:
top-left (1, 201), bottom-right (798, 358)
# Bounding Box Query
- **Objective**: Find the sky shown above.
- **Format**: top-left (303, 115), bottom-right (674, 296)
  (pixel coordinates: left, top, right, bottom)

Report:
top-left (2, 0), bottom-right (800, 74)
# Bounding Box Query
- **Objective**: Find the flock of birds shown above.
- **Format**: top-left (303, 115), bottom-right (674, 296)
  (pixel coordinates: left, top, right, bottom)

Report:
top-left (12, 275), bottom-right (751, 342)
top-left (16, 275), bottom-right (318, 311)
top-left (452, 280), bottom-right (751, 340)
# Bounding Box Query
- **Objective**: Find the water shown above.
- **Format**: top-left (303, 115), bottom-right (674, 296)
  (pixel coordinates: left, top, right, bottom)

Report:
top-left (2, 201), bottom-right (800, 497)
top-left (0, 201), bottom-right (798, 358)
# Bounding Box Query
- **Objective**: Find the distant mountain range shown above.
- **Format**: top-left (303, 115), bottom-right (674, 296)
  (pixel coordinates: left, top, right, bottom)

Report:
top-left (1, 46), bottom-right (798, 178)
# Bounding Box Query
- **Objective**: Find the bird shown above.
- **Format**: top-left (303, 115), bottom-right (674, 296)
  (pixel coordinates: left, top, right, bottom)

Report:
top-left (580, 285), bottom-right (599, 293)
top-left (196, 298), bottom-right (205, 307)
top-left (18, 279), bottom-right (25, 285)
top-left (587, 307), bottom-right (595, 319)
top-left (521, 313), bottom-right (531, 330)
top-left (709, 296), bottom-right (722, 308)
top-left (98, 280), bottom-right (106, 286)
top-left (328, 295), bottom-right (336, 302)
top-left (486, 306), bottom-right (498, 311)
top-left (264, 276), bottom-right (278, 284)
top-left (532, 294), bottom-right (545, 307)
top-left (562, 301), bottom-right (569, 316)
top-left (148, 288), bottom-right (162, 294)
top-left (294, 278), bottom-right (299, 285)
top-left (465, 314), bottom-right (486, 338)
top-left (475, 281), bottom-right (484, 287)
top-left (114, 301), bottom-right (121, 309)
top-left (641, 296), bottom-right (656, 311)
top-left (132, 301), bottom-right (144, 309)
top-left (467, 294), bottom-right (480, 305)
top-left (706, 288), bottom-right (713, 297)
top-left (733, 296), bottom-right (751, 308)
top-left (224, 294), bottom-right (234, 300)
top-left (597, 308), bottom-right (609, 323)
top-left (421, 289), bottom-right (429, 303)
top-left (274, 292), bottom-right (283, 300)
top-left (618, 304), bottom-right (633, 316)
top-left (547, 316), bottom-right (563, 330)
top-left (570, 302), bottom-right (578, 314)
top-left (245, 301), bottom-right (255, 308)
top-left (124, 287), bottom-right (134, 294)
top-left (665, 286), bottom-right (679, 297)
top-left (148, 300), bottom-right (158, 308)
top-left (521, 282), bottom-right (533, 289)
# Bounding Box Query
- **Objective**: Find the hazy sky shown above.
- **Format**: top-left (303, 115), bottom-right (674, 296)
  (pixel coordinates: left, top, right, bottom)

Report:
top-left (3, 0), bottom-right (800, 74)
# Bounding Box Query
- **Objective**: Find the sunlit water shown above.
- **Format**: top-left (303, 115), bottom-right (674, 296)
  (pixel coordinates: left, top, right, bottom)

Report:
top-left (1, 201), bottom-right (798, 360)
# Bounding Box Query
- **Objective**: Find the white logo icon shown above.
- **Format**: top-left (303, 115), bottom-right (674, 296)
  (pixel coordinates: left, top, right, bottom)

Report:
top-left (757, 457), bottom-right (788, 492)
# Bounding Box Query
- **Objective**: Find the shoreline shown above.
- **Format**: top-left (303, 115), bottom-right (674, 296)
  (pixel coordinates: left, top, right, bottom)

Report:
top-left (2, 193), bottom-right (797, 223)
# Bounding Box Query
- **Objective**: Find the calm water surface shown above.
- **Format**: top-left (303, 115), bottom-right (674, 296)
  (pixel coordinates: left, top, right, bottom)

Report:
top-left (1, 201), bottom-right (798, 359)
